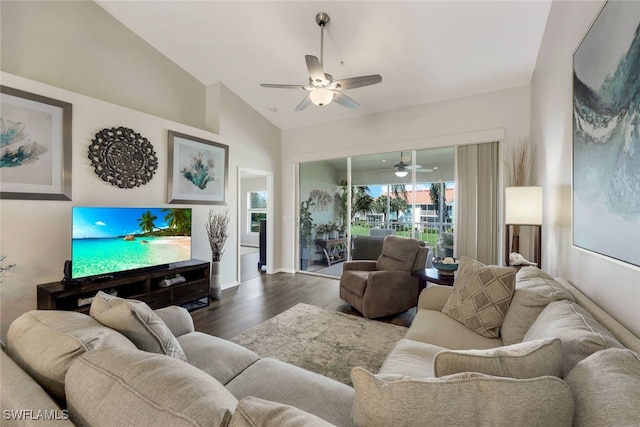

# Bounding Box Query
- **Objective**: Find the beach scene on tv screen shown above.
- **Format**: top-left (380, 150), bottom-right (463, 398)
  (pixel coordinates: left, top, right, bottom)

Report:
top-left (72, 207), bottom-right (192, 279)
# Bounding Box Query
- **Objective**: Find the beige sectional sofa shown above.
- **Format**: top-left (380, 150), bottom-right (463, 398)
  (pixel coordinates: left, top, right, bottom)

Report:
top-left (2, 264), bottom-right (640, 426)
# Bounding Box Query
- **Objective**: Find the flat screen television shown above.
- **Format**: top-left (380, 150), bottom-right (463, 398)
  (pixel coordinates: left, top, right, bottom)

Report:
top-left (71, 207), bottom-right (192, 280)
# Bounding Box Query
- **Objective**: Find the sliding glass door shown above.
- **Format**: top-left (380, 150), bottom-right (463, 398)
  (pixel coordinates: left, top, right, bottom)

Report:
top-left (298, 148), bottom-right (455, 276)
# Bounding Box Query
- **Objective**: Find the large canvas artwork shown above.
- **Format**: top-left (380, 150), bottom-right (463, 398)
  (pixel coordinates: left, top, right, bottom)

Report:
top-left (573, 1), bottom-right (640, 267)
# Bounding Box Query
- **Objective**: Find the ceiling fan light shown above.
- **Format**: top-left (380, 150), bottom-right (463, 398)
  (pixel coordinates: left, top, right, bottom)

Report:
top-left (310, 88), bottom-right (334, 106)
top-left (395, 170), bottom-right (408, 178)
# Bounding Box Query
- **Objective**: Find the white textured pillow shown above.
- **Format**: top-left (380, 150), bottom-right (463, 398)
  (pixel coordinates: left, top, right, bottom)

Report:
top-left (229, 396), bottom-right (334, 427)
top-left (95, 301), bottom-right (187, 361)
top-left (89, 290), bottom-right (135, 318)
top-left (565, 348), bottom-right (640, 426)
top-left (66, 347), bottom-right (237, 427)
top-left (433, 338), bottom-right (563, 379)
top-left (350, 367), bottom-right (574, 427)
top-left (523, 300), bottom-right (624, 376)
top-left (441, 256), bottom-right (516, 338)
top-left (501, 267), bottom-right (575, 345)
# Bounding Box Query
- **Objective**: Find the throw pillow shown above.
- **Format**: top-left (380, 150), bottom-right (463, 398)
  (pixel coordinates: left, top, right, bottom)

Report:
top-left (95, 301), bottom-right (187, 361)
top-left (441, 256), bottom-right (516, 338)
top-left (522, 300), bottom-right (624, 376)
top-left (89, 290), bottom-right (135, 318)
top-left (229, 396), bottom-right (335, 427)
top-left (350, 367), bottom-right (574, 427)
top-left (501, 267), bottom-right (575, 345)
top-left (565, 348), bottom-right (640, 426)
top-left (433, 337), bottom-right (563, 379)
top-left (65, 347), bottom-right (237, 427)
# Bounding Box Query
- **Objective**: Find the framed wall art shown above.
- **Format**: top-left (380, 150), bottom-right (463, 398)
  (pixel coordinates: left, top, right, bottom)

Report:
top-left (572, 0), bottom-right (640, 267)
top-left (168, 130), bottom-right (228, 204)
top-left (0, 86), bottom-right (72, 200)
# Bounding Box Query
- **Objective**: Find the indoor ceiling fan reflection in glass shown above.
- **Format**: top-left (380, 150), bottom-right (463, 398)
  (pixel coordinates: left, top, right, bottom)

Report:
top-left (260, 12), bottom-right (382, 111)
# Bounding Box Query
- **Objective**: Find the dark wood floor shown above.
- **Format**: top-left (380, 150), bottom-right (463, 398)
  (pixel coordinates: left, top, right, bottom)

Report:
top-left (191, 272), bottom-right (415, 340)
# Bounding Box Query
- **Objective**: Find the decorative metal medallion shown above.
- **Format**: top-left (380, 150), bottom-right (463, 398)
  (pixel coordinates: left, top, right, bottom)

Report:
top-left (88, 127), bottom-right (158, 189)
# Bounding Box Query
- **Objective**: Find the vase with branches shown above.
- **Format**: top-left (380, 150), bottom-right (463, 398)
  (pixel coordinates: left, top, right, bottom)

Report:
top-left (504, 138), bottom-right (534, 254)
top-left (206, 209), bottom-right (229, 299)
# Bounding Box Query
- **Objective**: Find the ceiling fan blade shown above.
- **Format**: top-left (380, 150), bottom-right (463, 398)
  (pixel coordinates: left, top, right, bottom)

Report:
top-left (295, 95), bottom-right (312, 111)
top-left (333, 91), bottom-right (359, 109)
top-left (260, 83), bottom-right (307, 89)
top-left (333, 75), bottom-right (382, 90)
top-left (305, 55), bottom-right (326, 83)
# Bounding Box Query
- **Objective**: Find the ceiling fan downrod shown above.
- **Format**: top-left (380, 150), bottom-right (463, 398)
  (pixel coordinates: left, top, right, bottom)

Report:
top-left (316, 12), bottom-right (330, 67)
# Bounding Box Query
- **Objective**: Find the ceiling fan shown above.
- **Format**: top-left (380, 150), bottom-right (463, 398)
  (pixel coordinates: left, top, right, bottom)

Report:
top-left (260, 12), bottom-right (382, 111)
top-left (379, 152), bottom-right (434, 177)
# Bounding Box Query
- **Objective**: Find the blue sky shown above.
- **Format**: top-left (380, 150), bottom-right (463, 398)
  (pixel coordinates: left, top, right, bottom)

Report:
top-left (72, 207), bottom-right (179, 239)
top-left (367, 184), bottom-right (434, 198)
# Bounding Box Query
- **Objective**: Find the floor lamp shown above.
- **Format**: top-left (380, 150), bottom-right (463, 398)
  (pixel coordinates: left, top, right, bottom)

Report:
top-left (504, 186), bottom-right (542, 269)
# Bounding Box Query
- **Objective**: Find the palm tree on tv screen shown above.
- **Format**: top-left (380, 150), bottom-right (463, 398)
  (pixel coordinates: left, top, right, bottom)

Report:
top-left (138, 211), bottom-right (158, 235)
top-left (163, 208), bottom-right (192, 236)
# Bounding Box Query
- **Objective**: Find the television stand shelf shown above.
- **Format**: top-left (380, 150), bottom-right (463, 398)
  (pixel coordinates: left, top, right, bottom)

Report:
top-left (37, 259), bottom-right (210, 313)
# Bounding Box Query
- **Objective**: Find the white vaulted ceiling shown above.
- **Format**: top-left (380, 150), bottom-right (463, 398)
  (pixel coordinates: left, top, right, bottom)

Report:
top-left (95, 1), bottom-right (552, 130)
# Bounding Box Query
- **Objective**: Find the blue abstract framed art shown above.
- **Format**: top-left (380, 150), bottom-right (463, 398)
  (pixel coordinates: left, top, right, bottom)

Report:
top-left (167, 130), bottom-right (228, 205)
top-left (572, 0), bottom-right (640, 267)
top-left (0, 86), bottom-right (72, 200)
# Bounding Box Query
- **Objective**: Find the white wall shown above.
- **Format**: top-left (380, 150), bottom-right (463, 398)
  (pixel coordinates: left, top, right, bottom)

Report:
top-left (281, 85), bottom-right (531, 272)
top-left (0, 1), bottom-right (205, 129)
top-left (0, 73), bottom-right (280, 339)
top-left (530, 1), bottom-right (640, 336)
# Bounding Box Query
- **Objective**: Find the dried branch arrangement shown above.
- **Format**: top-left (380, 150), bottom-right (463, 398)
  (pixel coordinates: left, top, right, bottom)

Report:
top-left (206, 209), bottom-right (230, 262)
top-left (504, 138), bottom-right (534, 187)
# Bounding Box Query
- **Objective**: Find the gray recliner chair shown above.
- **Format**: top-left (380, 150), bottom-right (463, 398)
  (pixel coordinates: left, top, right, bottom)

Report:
top-left (339, 236), bottom-right (428, 318)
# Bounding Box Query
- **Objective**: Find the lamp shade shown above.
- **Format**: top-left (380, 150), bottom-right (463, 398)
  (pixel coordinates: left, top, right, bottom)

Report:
top-left (394, 170), bottom-right (408, 178)
top-left (505, 186), bottom-right (542, 225)
top-left (309, 88), bottom-right (334, 106)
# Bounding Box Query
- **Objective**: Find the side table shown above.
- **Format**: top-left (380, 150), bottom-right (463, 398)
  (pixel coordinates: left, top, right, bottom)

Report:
top-left (411, 267), bottom-right (455, 290)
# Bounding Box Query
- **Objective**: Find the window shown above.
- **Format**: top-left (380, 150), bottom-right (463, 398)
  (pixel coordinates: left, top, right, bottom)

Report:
top-left (248, 191), bottom-right (267, 233)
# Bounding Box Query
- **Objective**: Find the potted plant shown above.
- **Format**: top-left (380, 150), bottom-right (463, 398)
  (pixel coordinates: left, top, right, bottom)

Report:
top-left (316, 223), bottom-right (330, 240)
top-left (300, 196), bottom-right (315, 269)
top-left (205, 209), bottom-right (229, 300)
top-left (329, 222), bottom-right (339, 239)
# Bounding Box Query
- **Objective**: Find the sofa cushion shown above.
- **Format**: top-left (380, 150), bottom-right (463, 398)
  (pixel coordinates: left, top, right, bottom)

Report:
top-left (565, 348), bottom-right (640, 426)
top-left (5, 310), bottom-right (135, 401)
top-left (501, 267), bottom-right (575, 345)
top-left (226, 358), bottom-right (354, 427)
top-left (523, 300), bottom-right (624, 376)
top-left (405, 309), bottom-right (503, 350)
top-left (433, 338), bottom-right (563, 379)
top-left (441, 256), bottom-right (516, 338)
top-left (1, 350), bottom-right (75, 426)
top-left (376, 236), bottom-right (420, 272)
top-left (378, 338), bottom-right (445, 378)
top-left (178, 332), bottom-right (259, 385)
top-left (350, 367), bottom-right (574, 427)
top-left (95, 301), bottom-right (187, 361)
top-left (229, 397), bottom-right (335, 427)
top-left (65, 347), bottom-right (237, 427)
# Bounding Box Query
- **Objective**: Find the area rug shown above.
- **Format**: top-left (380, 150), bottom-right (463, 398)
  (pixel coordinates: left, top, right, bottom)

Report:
top-left (230, 303), bottom-right (407, 385)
